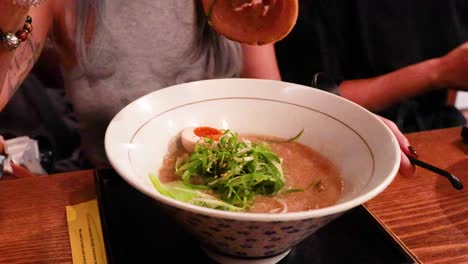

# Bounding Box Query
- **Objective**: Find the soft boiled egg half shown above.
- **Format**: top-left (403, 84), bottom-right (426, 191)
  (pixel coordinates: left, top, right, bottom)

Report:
top-left (181, 126), bottom-right (224, 153)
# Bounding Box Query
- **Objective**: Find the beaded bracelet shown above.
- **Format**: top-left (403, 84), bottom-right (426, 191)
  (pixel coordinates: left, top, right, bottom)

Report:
top-left (11, 0), bottom-right (45, 7)
top-left (0, 15), bottom-right (33, 51)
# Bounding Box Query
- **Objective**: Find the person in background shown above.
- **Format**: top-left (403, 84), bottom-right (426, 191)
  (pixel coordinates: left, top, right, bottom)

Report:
top-left (276, 0), bottom-right (468, 133)
top-left (0, 0), bottom-right (414, 176)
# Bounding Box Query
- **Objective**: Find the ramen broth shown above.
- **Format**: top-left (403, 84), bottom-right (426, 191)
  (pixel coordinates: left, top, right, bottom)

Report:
top-left (158, 134), bottom-right (343, 213)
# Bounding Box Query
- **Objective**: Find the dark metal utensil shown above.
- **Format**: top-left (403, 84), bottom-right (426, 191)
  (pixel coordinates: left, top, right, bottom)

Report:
top-left (311, 73), bottom-right (464, 190)
top-left (407, 155), bottom-right (463, 190)
top-left (311, 72), bottom-right (341, 96)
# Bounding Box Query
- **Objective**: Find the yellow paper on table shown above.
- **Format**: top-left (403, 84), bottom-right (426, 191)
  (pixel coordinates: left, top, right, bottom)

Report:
top-left (66, 199), bottom-right (108, 264)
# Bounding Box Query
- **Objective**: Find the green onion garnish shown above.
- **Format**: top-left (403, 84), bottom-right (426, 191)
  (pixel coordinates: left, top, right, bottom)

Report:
top-left (174, 130), bottom-right (285, 210)
top-left (151, 129), bottom-right (305, 211)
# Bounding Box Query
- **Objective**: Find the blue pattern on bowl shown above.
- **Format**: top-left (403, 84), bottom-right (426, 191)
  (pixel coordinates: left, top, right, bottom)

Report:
top-left (162, 204), bottom-right (344, 258)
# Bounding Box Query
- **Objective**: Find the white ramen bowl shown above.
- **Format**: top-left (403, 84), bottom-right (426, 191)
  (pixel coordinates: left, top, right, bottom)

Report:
top-left (105, 78), bottom-right (400, 260)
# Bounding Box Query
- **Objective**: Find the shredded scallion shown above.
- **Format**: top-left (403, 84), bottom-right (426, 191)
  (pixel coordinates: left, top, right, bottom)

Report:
top-left (174, 130), bottom-right (285, 210)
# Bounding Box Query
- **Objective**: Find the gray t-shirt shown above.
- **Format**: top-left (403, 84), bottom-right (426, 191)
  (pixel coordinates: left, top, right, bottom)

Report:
top-left (62, 0), bottom-right (242, 165)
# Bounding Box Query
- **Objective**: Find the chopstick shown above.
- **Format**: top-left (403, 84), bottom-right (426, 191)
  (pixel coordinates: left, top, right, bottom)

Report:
top-left (407, 155), bottom-right (463, 190)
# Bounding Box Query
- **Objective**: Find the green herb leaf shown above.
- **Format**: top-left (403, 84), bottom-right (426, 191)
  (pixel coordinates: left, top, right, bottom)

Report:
top-left (285, 129), bottom-right (305, 142)
top-left (149, 174), bottom-right (243, 212)
top-left (264, 129), bottom-right (304, 144)
top-left (174, 130), bottom-right (286, 209)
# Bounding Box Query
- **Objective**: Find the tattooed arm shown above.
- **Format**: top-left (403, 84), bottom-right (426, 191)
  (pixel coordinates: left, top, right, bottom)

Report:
top-left (0, 1), bottom-right (53, 110)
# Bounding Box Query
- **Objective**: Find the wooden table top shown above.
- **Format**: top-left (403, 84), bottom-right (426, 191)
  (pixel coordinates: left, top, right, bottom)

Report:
top-left (365, 126), bottom-right (468, 264)
top-left (0, 127), bottom-right (466, 263)
top-left (0, 170), bottom-right (95, 264)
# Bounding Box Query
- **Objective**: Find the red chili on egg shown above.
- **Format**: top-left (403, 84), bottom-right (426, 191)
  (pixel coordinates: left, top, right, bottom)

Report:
top-left (193, 127), bottom-right (223, 140)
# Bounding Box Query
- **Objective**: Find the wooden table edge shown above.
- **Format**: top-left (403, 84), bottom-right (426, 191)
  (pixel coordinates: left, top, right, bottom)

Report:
top-left (362, 204), bottom-right (421, 263)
